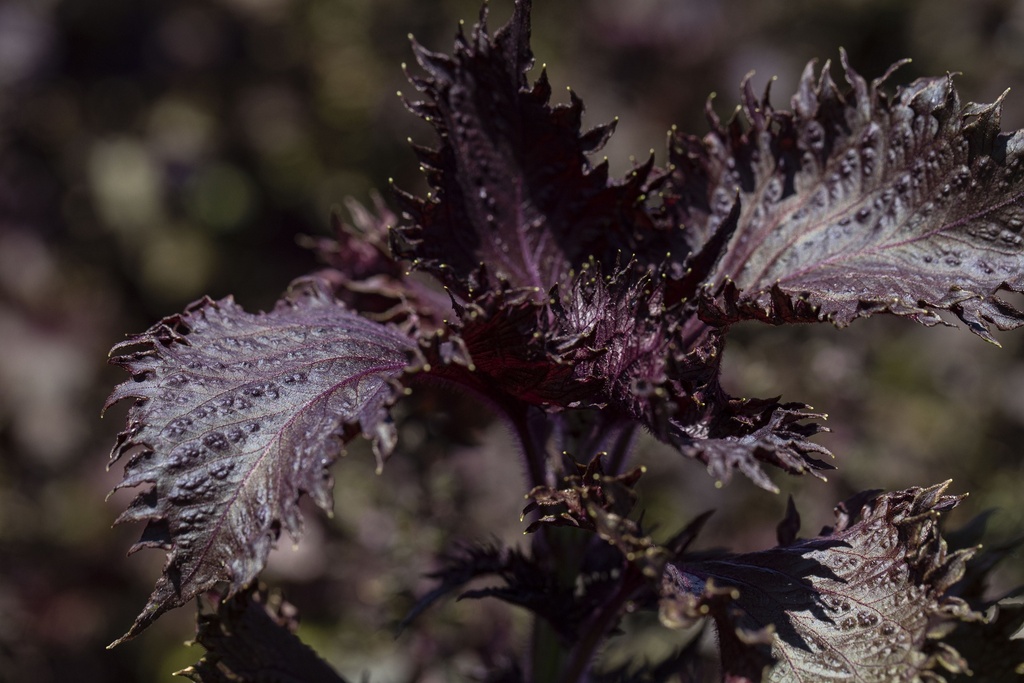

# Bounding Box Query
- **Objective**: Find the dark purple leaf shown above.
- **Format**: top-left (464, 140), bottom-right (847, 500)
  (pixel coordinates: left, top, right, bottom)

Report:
top-left (666, 51), bottom-right (1024, 342)
top-left (418, 265), bottom-right (671, 414)
top-left (178, 585), bottom-right (347, 683)
top-left (660, 482), bottom-right (980, 682)
top-left (443, 284), bottom-right (585, 407)
top-left (550, 267), bottom-right (833, 489)
top-left (105, 281), bottom-right (413, 645)
top-left (673, 398), bottom-right (833, 492)
top-left (942, 518), bottom-right (1024, 680)
top-left (403, 542), bottom-right (588, 644)
top-left (306, 194), bottom-right (453, 331)
top-left (776, 495), bottom-right (801, 547)
top-left (415, 263), bottom-right (831, 490)
top-left (332, 0), bottom-right (832, 490)
top-left (946, 598), bottom-right (1024, 681)
top-left (393, 0), bottom-right (656, 298)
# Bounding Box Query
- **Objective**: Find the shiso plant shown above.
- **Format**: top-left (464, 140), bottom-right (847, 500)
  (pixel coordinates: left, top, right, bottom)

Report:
top-left (104, 1), bottom-right (1024, 681)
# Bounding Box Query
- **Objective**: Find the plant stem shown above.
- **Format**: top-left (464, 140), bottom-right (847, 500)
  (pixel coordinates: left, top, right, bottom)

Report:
top-left (531, 616), bottom-right (567, 682)
top-left (559, 564), bottom-right (640, 683)
top-left (513, 405), bottom-right (554, 490)
top-left (604, 421), bottom-right (637, 476)
top-left (513, 409), bottom-right (641, 682)
top-left (509, 405), bottom-right (566, 681)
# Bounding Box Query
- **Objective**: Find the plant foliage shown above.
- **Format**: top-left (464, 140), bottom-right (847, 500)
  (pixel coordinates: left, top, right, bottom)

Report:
top-left (105, 1), bottom-right (1024, 680)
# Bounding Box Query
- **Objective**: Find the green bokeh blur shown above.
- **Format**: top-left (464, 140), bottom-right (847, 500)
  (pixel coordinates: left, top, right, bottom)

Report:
top-left (1, 0), bottom-right (1022, 680)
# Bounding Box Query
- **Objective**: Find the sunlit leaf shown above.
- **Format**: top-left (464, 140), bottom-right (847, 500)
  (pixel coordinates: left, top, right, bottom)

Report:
top-left (660, 483), bottom-right (979, 682)
top-left (105, 281), bottom-right (413, 645)
top-left (667, 52), bottom-right (1024, 342)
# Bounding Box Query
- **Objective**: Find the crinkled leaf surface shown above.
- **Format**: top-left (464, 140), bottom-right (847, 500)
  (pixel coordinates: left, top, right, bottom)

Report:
top-left (660, 483), bottom-right (979, 682)
top-left (320, 0), bottom-right (1024, 497)
top-left (105, 283), bottom-right (413, 645)
top-left (551, 268), bottom-right (833, 489)
top-left (668, 52), bottom-right (1024, 341)
top-left (382, 1), bottom-right (833, 489)
top-left (393, 0), bottom-right (655, 298)
top-left (179, 586), bottom-right (347, 683)
top-left (415, 262), bottom-right (832, 489)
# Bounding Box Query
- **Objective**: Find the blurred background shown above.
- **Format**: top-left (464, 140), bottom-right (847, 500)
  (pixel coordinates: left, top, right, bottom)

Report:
top-left (2, 0), bottom-right (1023, 680)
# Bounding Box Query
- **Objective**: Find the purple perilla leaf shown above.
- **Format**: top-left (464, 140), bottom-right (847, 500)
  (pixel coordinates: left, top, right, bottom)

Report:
top-left (411, 261), bottom-right (831, 490)
top-left (667, 51), bottom-right (1024, 343)
top-left (393, 0), bottom-right (656, 299)
top-left (940, 514), bottom-right (1024, 681)
top-left (178, 585), bottom-right (347, 683)
top-left (367, 0), bottom-right (833, 489)
top-left (661, 482), bottom-right (979, 682)
top-left (944, 598), bottom-right (1024, 682)
top-left (306, 195), bottom-right (453, 332)
top-left (105, 280), bottom-right (413, 645)
top-left (550, 265), bottom-right (833, 489)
